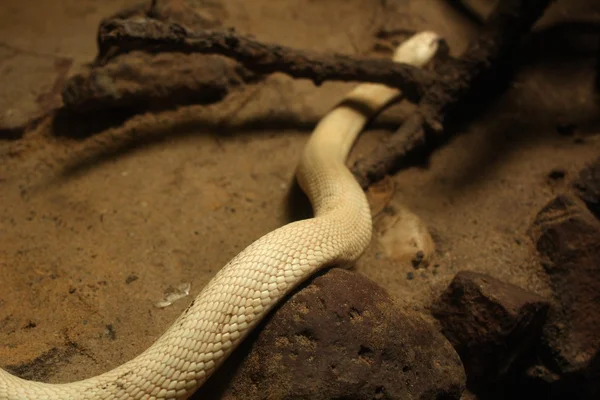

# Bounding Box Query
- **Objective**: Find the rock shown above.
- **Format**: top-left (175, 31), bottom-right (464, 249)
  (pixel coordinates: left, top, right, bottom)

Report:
top-left (195, 268), bottom-right (466, 400)
top-left (457, 0), bottom-right (498, 22)
top-left (62, 52), bottom-right (255, 114)
top-left (458, 389), bottom-right (479, 400)
top-left (572, 156), bottom-right (600, 219)
top-left (515, 363), bottom-right (562, 400)
top-left (0, 46), bottom-right (72, 138)
top-left (375, 199), bottom-right (436, 265)
top-left (528, 193), bottom-right (600, 397)
top-left (431, 270), bottom-right (549, 389)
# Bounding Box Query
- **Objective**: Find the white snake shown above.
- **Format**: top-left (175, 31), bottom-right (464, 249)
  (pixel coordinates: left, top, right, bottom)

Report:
top-left (0, 31), bottom-right (439, 400)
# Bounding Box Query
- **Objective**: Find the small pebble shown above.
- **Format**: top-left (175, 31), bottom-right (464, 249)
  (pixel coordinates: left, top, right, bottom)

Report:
top-left (412, 251), bottom-right (424, 269)
top-left (547, 169), bottom-right (566, 181)
top-left (556, 122), bottom-right (576, 136)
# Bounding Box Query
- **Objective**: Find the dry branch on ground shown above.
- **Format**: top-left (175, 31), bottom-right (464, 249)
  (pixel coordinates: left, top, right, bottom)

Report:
top-left (62, 0), bottom-right (556, 188)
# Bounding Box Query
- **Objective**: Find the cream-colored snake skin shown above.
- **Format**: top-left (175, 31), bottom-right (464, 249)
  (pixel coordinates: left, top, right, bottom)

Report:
top-left (0, 31), bottom-right (439, 400)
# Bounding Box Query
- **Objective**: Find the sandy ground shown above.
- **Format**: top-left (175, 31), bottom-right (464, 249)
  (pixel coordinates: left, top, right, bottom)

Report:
top-left (1, 0), bottom-right (599, 389)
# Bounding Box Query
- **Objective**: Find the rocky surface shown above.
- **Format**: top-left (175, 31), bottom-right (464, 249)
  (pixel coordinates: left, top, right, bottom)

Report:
top-left (0, 48), bottom-right (72, 138)
top-left (195, 268), bottom-right (466, 400)
top-left (528, 176), bottom-right (600, 399)
top-left (62, 51), bottom-right (255, 114)
top-left (573, 156), bottom-right (600, 219)
top-left (431, 270), bottom-right (549, 389)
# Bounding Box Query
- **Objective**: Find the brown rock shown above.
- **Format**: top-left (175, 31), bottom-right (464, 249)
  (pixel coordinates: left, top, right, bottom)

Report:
top-left (0, 46), bottom-right (72, 138)
top-left (431, 270), bottom-right (549, 388)
top-left (573, 156), bottom-right (600, 219)
top-left (529, 193), bottom-right (600, 397)
top-left (195, 268), bottom-right (466, 400)
top-left (62, 52), bottom-right (254, 113)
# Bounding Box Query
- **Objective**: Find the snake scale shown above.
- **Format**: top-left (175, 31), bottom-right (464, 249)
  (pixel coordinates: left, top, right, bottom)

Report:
top-left (0, 31), bottom-right (439, 400)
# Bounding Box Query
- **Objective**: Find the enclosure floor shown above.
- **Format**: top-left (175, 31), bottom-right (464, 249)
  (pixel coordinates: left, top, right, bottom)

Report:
top-left (1, 0), bottom-right (599, 387)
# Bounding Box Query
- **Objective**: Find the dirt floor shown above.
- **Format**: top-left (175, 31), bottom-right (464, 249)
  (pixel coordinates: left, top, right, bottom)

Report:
top-left (1, 0), bottom-right (599, 392)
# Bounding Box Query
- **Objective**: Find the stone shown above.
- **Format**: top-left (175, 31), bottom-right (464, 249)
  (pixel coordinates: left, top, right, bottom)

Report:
top-left (431, 270), bottom-right (549, 389)
top-left (62, 52), bottom-right (255, 114)
top-left (572, 156), bottom-right (600, 219)
top-left (375, 199), bottom-right (436, 265)
top-left (529, 193), bottom-right (600, 398)
top-left (0, 46), bottom-right (72, 138)
top-left (195, 268), bottom-right (466, 400)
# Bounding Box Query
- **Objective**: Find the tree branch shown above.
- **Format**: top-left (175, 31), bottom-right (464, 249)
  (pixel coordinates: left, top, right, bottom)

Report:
top-left (95, 18), bottom-right (436, 103)
top-left (351, 0), bottom-right (557, 189)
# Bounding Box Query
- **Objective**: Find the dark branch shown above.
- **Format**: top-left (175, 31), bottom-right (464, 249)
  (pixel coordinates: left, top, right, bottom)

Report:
top-left (96, 18), bottom-right (436, 103)
top-left (351, 0), bottom-right (557, 189)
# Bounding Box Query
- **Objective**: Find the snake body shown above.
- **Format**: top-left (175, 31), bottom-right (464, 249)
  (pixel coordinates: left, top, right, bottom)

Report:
top-left (0, 31), bottom-right (439, 400)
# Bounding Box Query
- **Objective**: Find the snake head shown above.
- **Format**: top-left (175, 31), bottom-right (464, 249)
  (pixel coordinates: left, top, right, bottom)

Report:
top-left (392, 31), bottom-right (442, 67)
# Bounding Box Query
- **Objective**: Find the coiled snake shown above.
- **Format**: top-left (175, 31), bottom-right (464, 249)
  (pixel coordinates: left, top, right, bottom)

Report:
top-left (0, 31), bottom-right (439, 400)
